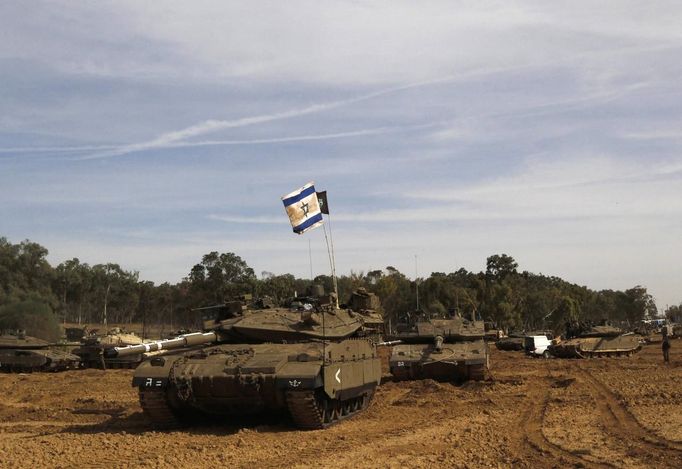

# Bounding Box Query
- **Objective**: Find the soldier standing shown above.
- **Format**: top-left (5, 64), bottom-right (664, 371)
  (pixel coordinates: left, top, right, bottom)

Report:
top-left (662, 328), bottom-right (671, 363)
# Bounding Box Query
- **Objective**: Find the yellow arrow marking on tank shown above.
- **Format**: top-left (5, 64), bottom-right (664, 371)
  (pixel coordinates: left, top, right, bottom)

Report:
top-left (335, 368), bottom-right (341, 383)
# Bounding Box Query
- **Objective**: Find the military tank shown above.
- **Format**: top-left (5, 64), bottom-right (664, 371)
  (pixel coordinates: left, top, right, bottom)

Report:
top-left (75, 327), bottom-right (147, 369)
top-left (549, 322), bottom-right (641, 358)
top-left (0, 330), bottom-right (81, 372)
top-left (387, 312), bottom-right (489, 382)
top-left (496, 330), bottom-right (553, 351)
top-left (106, 290), bottom-right (382, 429)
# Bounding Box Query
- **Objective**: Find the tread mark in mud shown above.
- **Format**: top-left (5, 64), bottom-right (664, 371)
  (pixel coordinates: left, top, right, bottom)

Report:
top-left (577, 365), bottom-right (682, 463)
top-left (519, 382), bottom-right (615, 469)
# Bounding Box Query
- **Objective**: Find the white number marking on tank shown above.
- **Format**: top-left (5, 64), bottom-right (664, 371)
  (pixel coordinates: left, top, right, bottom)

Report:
top-left (335, 368), bottom-right (341, 383)
top-left (397, 361), bottom-right (405, 367)
top-left (288, 379), bottom-right (301, 387)
top-left (144, 377), bottom-right (163, 387)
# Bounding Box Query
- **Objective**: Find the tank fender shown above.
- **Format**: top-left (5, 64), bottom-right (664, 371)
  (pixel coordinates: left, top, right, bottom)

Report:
top-left (276, 361), bottom-right (323, 390)
top-left (132, 357), bottom-right (175, 389)
top-left (323, 340), bottom-right (381, 399)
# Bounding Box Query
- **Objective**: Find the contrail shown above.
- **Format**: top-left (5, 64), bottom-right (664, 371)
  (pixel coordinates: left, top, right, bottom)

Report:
top-left (4, 41), bottom-right (678, 160)
top-left (0, 124), bottom-right (434, 159)
top-left (0, 144), bottom-right (116, 154)
top-left (76, 126), bottom-right (429, 160)
top-left (76, 64), bottom-right (540, 160)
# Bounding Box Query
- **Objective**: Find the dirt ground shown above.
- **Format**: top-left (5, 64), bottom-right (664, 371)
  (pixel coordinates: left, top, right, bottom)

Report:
top-left (1, 341), bottom-right (681, 469)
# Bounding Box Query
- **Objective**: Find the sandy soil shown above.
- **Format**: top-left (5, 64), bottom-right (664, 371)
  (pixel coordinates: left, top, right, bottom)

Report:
top-left (1, 341), bottom-right (681, 469)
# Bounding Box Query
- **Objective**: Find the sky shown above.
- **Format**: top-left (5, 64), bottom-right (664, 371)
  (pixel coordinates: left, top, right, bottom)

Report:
top-left (1, 1), bottom-right (681, 309)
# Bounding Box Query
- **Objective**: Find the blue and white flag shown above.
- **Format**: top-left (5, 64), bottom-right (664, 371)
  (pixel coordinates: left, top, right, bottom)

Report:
top-left (282, 182), bottom-right (324, 234)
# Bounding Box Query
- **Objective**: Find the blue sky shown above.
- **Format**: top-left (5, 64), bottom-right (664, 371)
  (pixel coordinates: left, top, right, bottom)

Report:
top-left (1, 1), bottom-right (681, 308)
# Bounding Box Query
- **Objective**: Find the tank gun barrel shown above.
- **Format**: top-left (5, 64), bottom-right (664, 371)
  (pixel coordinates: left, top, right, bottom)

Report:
top-left (104, 332), bottom-right (218, 358)
top-left (377, 340), bottom-right (403, 346)
top-left (434, 335), bottom-right (444, 352)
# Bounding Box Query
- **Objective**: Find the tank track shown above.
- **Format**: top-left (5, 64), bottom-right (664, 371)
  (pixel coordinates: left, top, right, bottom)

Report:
top-left (105, 361), bottom-right (139, 369)
top-left (577, 347), bottom-right (641, 358)
top-left (0, 363), bottom-right (75, 373)
top-left (467, 364), bottom-right (486, 381)
top-left (139, 389), bottom-right (182, 429)
top-left (0, 364), bottom-right (41, 373)
top-left (286, 389), bottom-right (373, 430)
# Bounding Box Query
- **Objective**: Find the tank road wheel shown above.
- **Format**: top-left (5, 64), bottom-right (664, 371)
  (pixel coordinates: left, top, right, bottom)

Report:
top-left (139, 389), bottom-right (182, 429)
top-left (286, 388), bottom-right (375, 430)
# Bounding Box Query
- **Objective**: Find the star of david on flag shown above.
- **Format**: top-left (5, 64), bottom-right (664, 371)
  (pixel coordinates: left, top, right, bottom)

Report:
top-left (281, 182), bottom-right (324, 234)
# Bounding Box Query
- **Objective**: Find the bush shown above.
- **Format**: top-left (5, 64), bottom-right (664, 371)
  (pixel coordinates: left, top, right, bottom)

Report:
top-left (0, 298), bottom-right (61, 342)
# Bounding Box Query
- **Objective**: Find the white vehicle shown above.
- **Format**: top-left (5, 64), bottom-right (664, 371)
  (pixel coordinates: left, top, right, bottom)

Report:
top-left (524, 335), bottom-right (552, 358)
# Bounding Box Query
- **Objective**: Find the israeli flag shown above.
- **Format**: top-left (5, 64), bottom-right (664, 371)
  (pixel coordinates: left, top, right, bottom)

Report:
top-left (282, 182), bottom-right (324, 234)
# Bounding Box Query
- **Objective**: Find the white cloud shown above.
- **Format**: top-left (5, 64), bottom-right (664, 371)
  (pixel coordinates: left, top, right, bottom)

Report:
top-left (4, 1), bottom-right (682, 84)
top-left (121, 1), bottom-right (682, 84)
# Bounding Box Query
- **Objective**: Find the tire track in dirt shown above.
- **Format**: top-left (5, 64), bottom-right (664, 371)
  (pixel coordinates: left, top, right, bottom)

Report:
top-left (516, 376), bottom-right (615, 469)
top-left (577, 365), bottom-right (682, 465)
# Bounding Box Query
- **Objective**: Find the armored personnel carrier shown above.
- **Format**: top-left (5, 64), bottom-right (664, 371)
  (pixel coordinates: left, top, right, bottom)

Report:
top-left (549, 322), bottom-right (641, 358)
top-left (0, 330), bottom-right (80, 372)
top-left (387, 312), bottom-right (489, 382)
top-left (106, 290), bottom-right (382, 429)
top-left (75, 328), bottom-right (146, 369)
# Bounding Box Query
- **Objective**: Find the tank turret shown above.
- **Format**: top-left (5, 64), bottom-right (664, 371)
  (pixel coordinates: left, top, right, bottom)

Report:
top-left (109, 291), bottom-right (383, 430)
top-left (75, 328), bottom-right (146, 369)
top-left (346, 288), bottom-right (385, 337)
top-left (387, 315), bottom-right (489, 382)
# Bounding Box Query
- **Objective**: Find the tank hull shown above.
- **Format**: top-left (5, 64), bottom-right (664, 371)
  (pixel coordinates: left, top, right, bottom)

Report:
top-left (0, 348), bottom-right (81, 372)
top-left (389, 339), bottom-right (488, 382)
top-left (550, 335), bottom-right (642, 358)
top-left (76, 345), bottom-right (144, 369)
top-left (133, 340), bottom-right (381, 429)
top-left (495, 337), bottom-right (525, 351)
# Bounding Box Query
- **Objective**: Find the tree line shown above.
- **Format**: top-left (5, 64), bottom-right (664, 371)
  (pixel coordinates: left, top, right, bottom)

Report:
top-left (0, 237), bottom-right (672, 340)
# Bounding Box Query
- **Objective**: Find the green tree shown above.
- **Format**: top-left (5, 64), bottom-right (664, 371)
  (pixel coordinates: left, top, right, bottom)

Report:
top-left (485, 254), bottom-right (518, 280)
top-left (0, 297), bottom-right (61, 341)
top-left (187, 252), bottom-right (256, 304)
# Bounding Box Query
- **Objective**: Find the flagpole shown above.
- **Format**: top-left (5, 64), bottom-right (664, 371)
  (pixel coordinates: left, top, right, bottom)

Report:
top-left (326, 211), bottom-right (339, 309)
top-left (322, 223), bottom-right (339, 308)
top-left (308, 239), bottom-right (313, 282)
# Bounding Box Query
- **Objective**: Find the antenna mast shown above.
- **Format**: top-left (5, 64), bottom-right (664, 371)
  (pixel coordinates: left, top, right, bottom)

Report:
top-left (415, 254), bottom-right (419, 311)
top-left (308, 239), bottom-right (313, 281)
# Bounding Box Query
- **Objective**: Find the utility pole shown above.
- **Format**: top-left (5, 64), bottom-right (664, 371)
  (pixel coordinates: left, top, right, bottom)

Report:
top-left (103, 283), bottom-right (110, 326)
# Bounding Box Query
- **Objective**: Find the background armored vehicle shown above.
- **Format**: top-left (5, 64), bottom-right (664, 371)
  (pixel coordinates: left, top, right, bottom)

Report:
top-left (106, 290), bottom-right (382, 429)
top-left (495, 332), bottom-right (526, 351)
top-left (387, 313), bottom-right (488, 382)
top-left (64, 326), bottom-right (87, 343)
top-left (549, 322), bottom-right (641, 358)
top-left (346, 288), bottom-right (385, 338)
top-left (75, 328), bottom-right (146, 368)
top-left (0, 330), bottom-right (80, 372)
top-left (496, 330), bottom-right (553, 351)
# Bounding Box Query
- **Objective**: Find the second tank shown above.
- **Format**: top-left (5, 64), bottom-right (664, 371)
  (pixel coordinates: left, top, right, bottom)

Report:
top-left (387, 311), bottom-right (489, 382)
